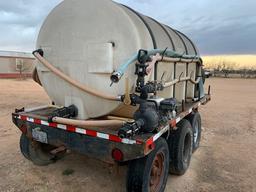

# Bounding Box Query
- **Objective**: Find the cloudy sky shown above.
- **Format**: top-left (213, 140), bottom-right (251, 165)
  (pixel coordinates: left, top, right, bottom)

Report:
top-left (0, 0), bottom-right (255, 55)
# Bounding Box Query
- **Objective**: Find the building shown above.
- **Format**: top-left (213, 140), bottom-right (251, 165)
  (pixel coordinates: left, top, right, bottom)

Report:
top-left (0, 51), bottom-right (35, 78)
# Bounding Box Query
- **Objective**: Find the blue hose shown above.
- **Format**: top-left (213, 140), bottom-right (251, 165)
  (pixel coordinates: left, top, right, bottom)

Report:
top-left (110, 49), bottom-right (200, 84)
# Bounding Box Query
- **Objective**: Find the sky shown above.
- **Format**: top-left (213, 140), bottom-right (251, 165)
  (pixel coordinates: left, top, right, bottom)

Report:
top-left (0, 0), bottom-right (256, 55)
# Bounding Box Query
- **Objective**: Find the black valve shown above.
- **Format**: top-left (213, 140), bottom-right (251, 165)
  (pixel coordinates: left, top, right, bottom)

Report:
top-left (135, 49), bottom-right (153, 94)
top-left (48, 105), bottom-right (78, 122)
top-left (137, 49), bottom-right (151, 64)
top-left (118, 119), bottom-right (144, 138)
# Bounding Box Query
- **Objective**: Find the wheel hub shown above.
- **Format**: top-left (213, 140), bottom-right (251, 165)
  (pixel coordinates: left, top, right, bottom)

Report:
top-left (150, 152), bottom-right (164, 192)
top-left (194, 120), bottom-right (199, 144)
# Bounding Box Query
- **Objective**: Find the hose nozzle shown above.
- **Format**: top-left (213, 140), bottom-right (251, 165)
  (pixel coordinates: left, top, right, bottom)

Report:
top-left (110, 71), bottom-right (123, 84)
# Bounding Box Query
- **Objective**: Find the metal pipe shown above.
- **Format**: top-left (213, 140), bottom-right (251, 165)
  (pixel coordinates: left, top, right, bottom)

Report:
top-left (208, 85), bottom-right (211, 95)
top-left (52, 117), bottom-right (125, 128)
top-left (163, 79), bottom-right (179, 88)
top-left (189, 77), bottom-right (200, 84)
top-left (163, 76), bottom-right (200, 88)
top-left (153, 54), bottom-right (200, 63)
top-left (33, 51), bottom-right (121, 101)
top-left (124, 77), bottom-right (132, 105)
top-left (160, 57), bottom-right (200, 63)
top-left (111, 49), bottom-right (201, 83)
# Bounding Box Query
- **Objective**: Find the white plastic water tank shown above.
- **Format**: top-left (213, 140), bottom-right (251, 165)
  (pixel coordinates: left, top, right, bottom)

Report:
top-left (36, 0), bottom-right (199, 119)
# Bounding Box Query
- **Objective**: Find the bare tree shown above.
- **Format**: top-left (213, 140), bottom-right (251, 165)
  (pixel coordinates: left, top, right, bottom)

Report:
top-left (16, 59), bottom-right (32, 80)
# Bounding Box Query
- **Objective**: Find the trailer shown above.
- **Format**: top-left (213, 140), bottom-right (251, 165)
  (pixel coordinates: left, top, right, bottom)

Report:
top-left (12, 1), bottom-right (212, 191)
top-left (12, 91), bottom-right (210, 192)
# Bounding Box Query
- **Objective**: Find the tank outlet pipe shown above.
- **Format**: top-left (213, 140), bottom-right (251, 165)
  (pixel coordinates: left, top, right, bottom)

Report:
top-left (152, 54), bottom-right (201, 64)
top-left (110, 49), bottom-right (201, 84)
top-left (33, 49), bottom-right (121, 102)
top-left (52, 117), bottom-right (125, 129)
top-left (163, 72), bottom-right (201, 88)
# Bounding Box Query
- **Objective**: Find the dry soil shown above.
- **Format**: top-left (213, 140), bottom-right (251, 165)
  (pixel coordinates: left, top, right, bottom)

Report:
top-left (0, 78), bottom-right (256, 192)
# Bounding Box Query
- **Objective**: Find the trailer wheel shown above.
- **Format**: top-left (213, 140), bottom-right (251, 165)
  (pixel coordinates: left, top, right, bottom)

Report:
top-left (187, 112), bottom-right (201, 152)
top-left (168, 119), bottom-right (193, 175)
top-left (29, 142), bottom-right (59, 166)
top-left (19, 134), bottom-right (60, 166)
top-left (127, 138), bottom-right (169, 192)
top-left (20, 133), bottom-right (31, 160)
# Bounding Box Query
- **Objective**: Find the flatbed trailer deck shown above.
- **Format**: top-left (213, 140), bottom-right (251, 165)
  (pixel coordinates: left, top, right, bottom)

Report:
top-left (12, 94), bottom-right (210, 163)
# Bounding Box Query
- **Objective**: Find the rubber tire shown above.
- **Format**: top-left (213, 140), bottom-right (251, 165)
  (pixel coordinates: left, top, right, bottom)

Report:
top-left (28, 142), bottom-right (56, 166)
top-left (19, 134), bottom-right (57, 166)
top-left (127, 138), bottom-right (169, 192)
top-left (186, 112), bottom-right (201, 153)
top-left (20, 133), bottom-right (31, 160)
top-left (168, 119), bottom-right (193, 175)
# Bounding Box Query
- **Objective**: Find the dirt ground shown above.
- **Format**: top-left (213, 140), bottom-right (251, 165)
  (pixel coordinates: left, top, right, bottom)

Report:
top-left (0, 78), bottom-right (256, 192)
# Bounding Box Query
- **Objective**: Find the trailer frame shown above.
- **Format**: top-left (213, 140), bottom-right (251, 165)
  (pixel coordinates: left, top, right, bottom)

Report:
top-left (12, 94), bottom-right (210, 164)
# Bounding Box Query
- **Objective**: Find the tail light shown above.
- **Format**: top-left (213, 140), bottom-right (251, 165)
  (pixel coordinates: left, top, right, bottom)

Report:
top-left (112, 148), bottom-right (124, 161)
